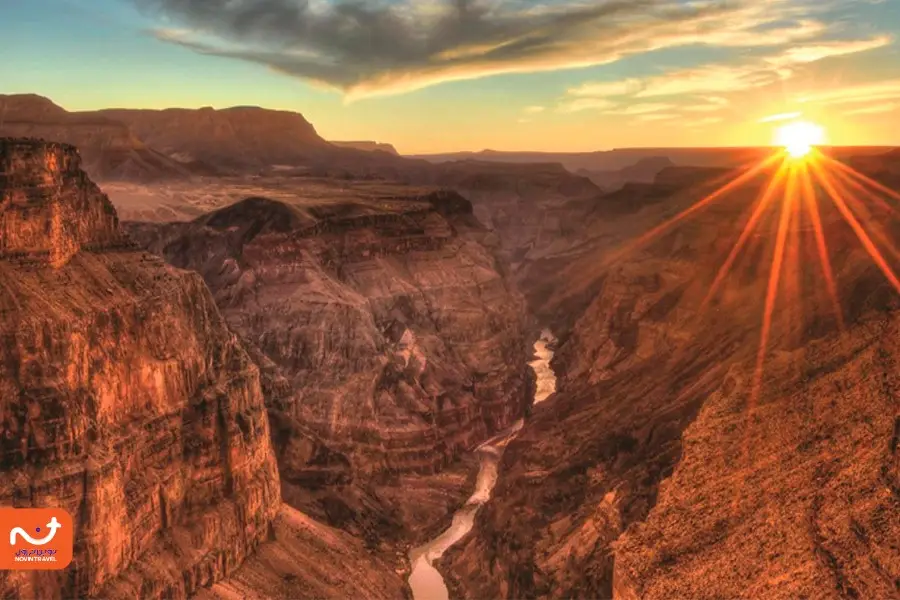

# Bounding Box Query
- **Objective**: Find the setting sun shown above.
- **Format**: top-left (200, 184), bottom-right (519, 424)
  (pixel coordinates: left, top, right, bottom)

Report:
top-left (774, 120), bottom-right (826, 158)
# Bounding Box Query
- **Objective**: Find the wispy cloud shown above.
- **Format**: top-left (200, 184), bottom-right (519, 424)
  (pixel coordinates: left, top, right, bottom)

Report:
top-left (797, 80), bottom-right (900, 105)
top-left (137, 0), bottom-right (857, 99)
top-left (759, 111), bottom-right (803, 123)
top-left (605, 103), bottom-right (675, 115)
top-left (683, 103), bottom-right (726, 112)
top-left (557, 98), bottom-right (618, 114)
top-left (522, 105), bottom-right (546, 114)
top-left (844, 102), bottom-right (897, 115)
top-left (685, 116), bottom-right (725, 127)
top-left (764, 35), bottom-right (891, 66)
top-left (635, 113), bottom-right (680, 122)
top-left (560, 32), bottom-right (892, 112)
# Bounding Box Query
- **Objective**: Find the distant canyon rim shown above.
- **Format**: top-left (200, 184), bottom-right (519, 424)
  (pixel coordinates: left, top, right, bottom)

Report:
top-left (0, 93), bottom-right (898, 600)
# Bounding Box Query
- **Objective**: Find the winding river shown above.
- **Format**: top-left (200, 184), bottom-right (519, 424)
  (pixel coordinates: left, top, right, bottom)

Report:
top-left (407, 329), bottom-right (558, 600)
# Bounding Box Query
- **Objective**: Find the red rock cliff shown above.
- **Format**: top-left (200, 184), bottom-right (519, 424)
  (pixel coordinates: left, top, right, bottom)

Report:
top-left (0, 138), bottom-right (281, 598)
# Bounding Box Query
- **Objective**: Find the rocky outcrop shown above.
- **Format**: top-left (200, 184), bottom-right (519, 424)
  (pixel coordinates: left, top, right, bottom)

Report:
top-left (0, 138), bottom-right (281, 598)
top-left (0, 139), bottom-right (122, 266)
top-left (332, 141), bottom-right (400, 155)
top-left (441, 157), bottom-right (900, 599)
top-left (125, 183), bottom-right (534, 546)
top-left (0, 95), bottom-right (195, 181)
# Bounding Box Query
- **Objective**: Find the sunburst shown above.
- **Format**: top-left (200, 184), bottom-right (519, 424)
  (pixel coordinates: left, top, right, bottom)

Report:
top-left (609, 121), bottom-right (899, 506)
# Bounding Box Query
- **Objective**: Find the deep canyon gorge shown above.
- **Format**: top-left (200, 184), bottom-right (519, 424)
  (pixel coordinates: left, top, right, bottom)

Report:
top-left (1, 92), bottom-right (899, 600)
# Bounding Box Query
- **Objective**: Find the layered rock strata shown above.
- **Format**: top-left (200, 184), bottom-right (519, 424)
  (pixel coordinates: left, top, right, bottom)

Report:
top-left (0, 138), bottom-right (281, 598)
top-left (442, 158), bottom-right (900, 599)
top-left (126, 184), bottom-right (534, 545)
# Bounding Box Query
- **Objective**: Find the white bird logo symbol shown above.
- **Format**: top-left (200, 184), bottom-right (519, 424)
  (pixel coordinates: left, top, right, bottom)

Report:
top-left (9, 517), bottom-right (62, 546)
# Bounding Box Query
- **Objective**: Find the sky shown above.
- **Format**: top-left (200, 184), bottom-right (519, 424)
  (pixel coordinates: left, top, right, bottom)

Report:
top-left (1, 0), bottom-right (899, 153)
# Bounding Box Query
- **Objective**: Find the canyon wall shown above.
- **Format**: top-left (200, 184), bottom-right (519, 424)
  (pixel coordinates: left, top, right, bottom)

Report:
top-left (0, 139), bottom-right (281, 598)
top-left (126, 183), bottom-right (535, 547)
top-left (442, 158), bottom-right (900, 599)
top-left (0, 138), bottom-right (411, 600)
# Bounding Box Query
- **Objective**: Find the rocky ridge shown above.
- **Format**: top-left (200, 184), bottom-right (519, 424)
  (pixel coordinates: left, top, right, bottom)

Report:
top-left (0, 96), bottom-right (195, 181)
top-left (96, 106), bottom-right (331, 170)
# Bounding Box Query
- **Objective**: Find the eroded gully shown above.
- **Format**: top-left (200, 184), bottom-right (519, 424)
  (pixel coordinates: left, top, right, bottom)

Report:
top-left (407, 329), bottom-right (558, 600)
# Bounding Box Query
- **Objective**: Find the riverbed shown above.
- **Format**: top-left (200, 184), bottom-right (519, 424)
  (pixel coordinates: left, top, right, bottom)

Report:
top-left (407, 329), bottom-right (557, 600)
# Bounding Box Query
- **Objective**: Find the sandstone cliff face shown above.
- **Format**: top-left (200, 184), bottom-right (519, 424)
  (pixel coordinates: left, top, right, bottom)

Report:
top-left (442, 160), bottom-right (900, 599)
top-left (96, 106), bottom-right (331, 170)
top-left (0, 95), bottom-right (193, 181)
top-left (0, 139), bottom-right (121, 266)
top-left (0, 139), bottom-right (281, 598)
top-left (125, 183), bottom-right (534, 546)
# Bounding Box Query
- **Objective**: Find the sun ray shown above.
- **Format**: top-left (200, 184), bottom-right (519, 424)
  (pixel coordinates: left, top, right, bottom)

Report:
top-left (828, 164), bottom-right (898, 217)
top-left (700, 162), bottom-right (787, 311)
top-left (606, 153), bottom-right (783, 265)
top-left (823, 170), bottom-right (900, 266)
top-left (732, 165), bottom-right (797, 514)
top-left (821, 153), bottom-right (900, 204)
top-left (810, 162), bottom-right (900, 295)
top-left (784, 164), bottom-right (804, 351)
top-left (798, 160), bottom-right (845, 331)
top-left (753, 166), bottom-right (796, 402)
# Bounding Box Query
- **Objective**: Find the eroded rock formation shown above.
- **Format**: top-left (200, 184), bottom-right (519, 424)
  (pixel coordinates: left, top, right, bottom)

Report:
top-left (0, 138), bottom-right (413, 600)
top-left (0, 139), bottom-right (281, 598)
top-left (125, 184), bottom-right (534, 547)
top-left (442, 158), bottom-right (900, 599)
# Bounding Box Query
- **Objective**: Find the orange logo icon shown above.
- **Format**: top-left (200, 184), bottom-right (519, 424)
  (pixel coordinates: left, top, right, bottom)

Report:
top-left (0, 508), bottom-right (73, 570)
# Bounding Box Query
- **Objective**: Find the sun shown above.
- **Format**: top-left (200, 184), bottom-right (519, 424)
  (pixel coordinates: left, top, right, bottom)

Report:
top-left (774, 120), bottom-right (826, 158)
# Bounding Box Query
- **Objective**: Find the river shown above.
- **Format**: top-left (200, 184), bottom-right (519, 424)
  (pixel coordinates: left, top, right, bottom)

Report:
top-left (407, 329), bottom-right (558, 600)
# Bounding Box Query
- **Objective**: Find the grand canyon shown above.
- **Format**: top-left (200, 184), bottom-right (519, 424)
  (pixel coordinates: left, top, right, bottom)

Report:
top-left (1, 0), bottom-right (900, 597)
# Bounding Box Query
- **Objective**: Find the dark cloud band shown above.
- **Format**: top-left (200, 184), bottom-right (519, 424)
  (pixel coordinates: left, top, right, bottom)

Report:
top-left (139, 0), bottom-right (819, 97)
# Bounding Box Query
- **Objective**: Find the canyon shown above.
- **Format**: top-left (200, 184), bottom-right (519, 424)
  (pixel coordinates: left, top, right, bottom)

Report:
top-left (0, 138), bottom-right (411, 599)
top-left (124, 181), bottom-right (536, 549)
top-left (441, 154), bottom-right (900, 599)
top-left (2, 90), bottom-right (899, 600)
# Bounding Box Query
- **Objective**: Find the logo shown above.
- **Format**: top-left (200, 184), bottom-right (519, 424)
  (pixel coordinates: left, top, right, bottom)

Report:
top-left (0, 508), bottom-right (73, 570)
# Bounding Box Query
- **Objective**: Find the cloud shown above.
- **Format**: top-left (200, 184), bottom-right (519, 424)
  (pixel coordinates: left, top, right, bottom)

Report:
top-left (634, 113), bottom-right (680, 122)
top-left (844, 102), bottom-right (897, 115)
top-left (796, 80), bottom-right (900, 106)
top-left (685, 116), bottom-right (725, 127)
top-left (561, 32), bottom-right (892, 110)
top-left (763, 35), bottom-right (891, 66)
top-left (605, 103), bottom-right (675, 115)
top-left (522, 105), bottom-right (545, 114)
top-left (759, 111), bottom-right (803, 123)
top-left (139, 0), bottom-right (845, 99)
top-left (556, 98), bottom-right (618, 114)
top-left (683, 102), bottom-right (726, 112)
